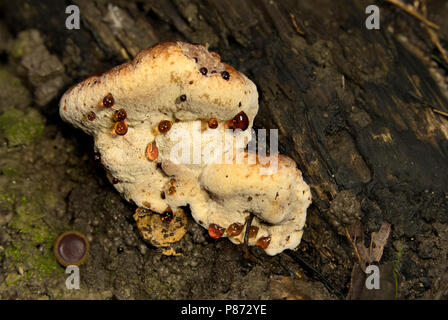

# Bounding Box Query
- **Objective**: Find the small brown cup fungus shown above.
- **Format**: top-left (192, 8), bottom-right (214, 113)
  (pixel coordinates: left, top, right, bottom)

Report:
top-left (54, 231), bottom-right (90, 267)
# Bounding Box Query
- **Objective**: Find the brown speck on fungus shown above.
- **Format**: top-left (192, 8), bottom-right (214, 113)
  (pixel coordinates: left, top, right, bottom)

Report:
top-left (54, 231), bottom-right (90, 267)
top-left (102, 93), bottom-right (114, 108)
top-left (158, 120), bottom-right (173, 133)
top-left (114, 121), bottom-right (128, 135)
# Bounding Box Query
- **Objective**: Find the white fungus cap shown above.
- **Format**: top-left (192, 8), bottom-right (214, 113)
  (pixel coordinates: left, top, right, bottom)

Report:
top-left (59, 41), bottom-right (311, 255)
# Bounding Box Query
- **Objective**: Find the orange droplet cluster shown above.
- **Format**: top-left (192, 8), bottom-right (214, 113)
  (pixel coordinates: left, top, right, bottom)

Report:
top-left (256, 236), bottom-right (271, 249)
top-left (158, 120), bottom-right (173, 133)
top-left (208, 118), bottom-right (218, 129)
top-left (146, 141), bottom-right (158, 161)
top-left (114, 121), bottom-right (128, 135)
top-left (208, 223), bottom-right (226, 239)
top-left (226, 223), bottom-right (243, 237)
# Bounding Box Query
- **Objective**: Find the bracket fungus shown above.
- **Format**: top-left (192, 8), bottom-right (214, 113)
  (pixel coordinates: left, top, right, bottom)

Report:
top-left (59, 42), bottom-right (311, 255)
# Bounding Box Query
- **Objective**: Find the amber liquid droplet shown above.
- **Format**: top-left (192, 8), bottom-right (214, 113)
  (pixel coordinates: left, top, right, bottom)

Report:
top-left (113, 109), bottom-right (127, 122)
top-left (221, 71), bottom-right (230, 80)
top-left (208, 118), bottom-right (218, 129)
top-left (146, 141), bottom-right (158, 161)
top-left (208, 223), bottom-right (226, 239)
top-left (102, 93), bottom-right (114, 108)
top-left (158, 120), bottom-right (173, 133)
top-left (161, 209), bottom-right (174, 223)
top-left (114, 121), bottom-right (128, 135)
top-left (227, 223), bottom-right (243, 237)
top-left (232, 111), bottom-right (249, 131)
top-left (248, 226), bottom-right (259, 238)
top-left (168, 186), bottom-right (176, 195)
top-left (87, 111), bottom-right (96, 121)
top-left (256, 236), bottom-right (271, 249)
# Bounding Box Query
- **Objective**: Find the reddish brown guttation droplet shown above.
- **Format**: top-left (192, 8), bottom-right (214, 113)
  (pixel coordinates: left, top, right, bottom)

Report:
top-left (114, 121), bottom-right (128, 135)
top-left (208, 118), bottom-right (218, 129)
top-left (93, 152), bottom-right (101, 162)
top-left (113, 109), bottom-right (127, 122)
top-left (168, 186), bottom-right (176, 195)
top-left (161, 208), bottom-right (174, 223)
top-left (248, 226), bottom-right (259, 238)
top-left (158, 120), bottom-right (173, 133)
top-left (200, 67), bottom-right (208, 75)
top-left (227, 223), bottom-right (243, 237)
top-left (232, 111), bottom-right (249, 131)
top-left (208, 223), bottom-right (226, 239)
top-left (146, 141), bottom-right (158, 161)
top-left (179, 94), bottom-right (187, 102)
top-left (221, 71), bottom-right (230, 80)
top-left (102, 93), bottom-right (114, 108)
top-left (87, 111), bottom-right (96, 121)
top-left (112, 177), bottom-right (119, 184)
top-left (256, 236), bottom-right (271, 249)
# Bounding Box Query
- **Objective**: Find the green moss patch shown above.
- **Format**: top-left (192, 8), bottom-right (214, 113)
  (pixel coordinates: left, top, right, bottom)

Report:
top-left (0, 109), bottom-right (45, 146)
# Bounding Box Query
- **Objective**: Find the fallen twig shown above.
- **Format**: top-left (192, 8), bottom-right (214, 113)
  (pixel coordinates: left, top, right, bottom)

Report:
top-left (386, 0), bottom-right (439, 30)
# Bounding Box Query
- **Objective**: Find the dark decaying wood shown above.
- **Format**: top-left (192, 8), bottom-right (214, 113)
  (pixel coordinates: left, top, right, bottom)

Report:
top-left (3, 0), bottom-right (448, 296)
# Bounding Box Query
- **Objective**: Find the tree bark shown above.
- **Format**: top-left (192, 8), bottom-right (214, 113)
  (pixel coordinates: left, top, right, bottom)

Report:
top-left (3, 0), bottom-right (448, 297)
